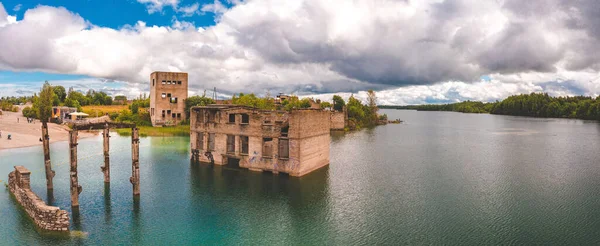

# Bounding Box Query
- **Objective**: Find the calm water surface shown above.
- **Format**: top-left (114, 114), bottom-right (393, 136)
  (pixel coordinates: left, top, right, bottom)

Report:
top-left (1, 110), bottom-right (600, 245)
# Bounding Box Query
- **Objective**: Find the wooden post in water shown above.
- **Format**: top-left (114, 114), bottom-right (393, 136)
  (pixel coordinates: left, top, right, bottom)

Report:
top-left (69, 130), bottom-right (82, 207)
top-left (130, 127), bottom-right (140, 196)
top-left (101, 123), bottom-right (110, 183)
top-left (42, 123), bottom-right (55, 190)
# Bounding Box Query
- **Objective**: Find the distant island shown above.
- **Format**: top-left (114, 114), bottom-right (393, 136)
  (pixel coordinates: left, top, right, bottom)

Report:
top-left (379, 93), bottom-right (600, 121)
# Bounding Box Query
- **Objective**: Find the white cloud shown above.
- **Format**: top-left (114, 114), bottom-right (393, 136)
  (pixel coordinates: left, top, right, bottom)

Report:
top-left (13, 4), bottom-right (22, 12)
top-left (177, 3), bottom-right (200, 17)
top-left (137, 0), bottom-right (179, 14)
top-left (1, 1), bottom-right (600, 104)
top-left (201, 0), bottom-right (228, 14)
top-left (137, 0), bottom-right (201, 17)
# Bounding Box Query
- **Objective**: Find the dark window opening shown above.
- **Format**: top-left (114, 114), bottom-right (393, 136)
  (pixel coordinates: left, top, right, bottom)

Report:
top-left (162, 110), bottom-right (165, 118)
top-left (167, 93), bottom-right (172, 98)
top-left (241, 114), bottom-right (249, 124)
top-left (167, 110), bottom-right (171, 115)
top-left (153, 79), bottom-right (155, 86)
top-left (208, 133), bottom-right (215, 151)
top-left (178, 81), bottom-right (182, 85)
top-left (279, 138), bottom-right (289, 159)
top-left (177, 113), bottom-right (181, 119)
top-left (240, 136), bottom-right (249, 155)
top-left (262, 138), bottom-right (273, 157)
top-left (208, 111), bottom-right (216, 123)
top-left (281, 125), bottom-right (289, 137)
top-left (229, 114), bottom-right (236, 123)
top-left (162, 80), bottom-right (166, 84)
top-left (196, 110), bottom-right (204, 124)
top-left (227, 135), bottom-right (235, 153)
top-left (170, 97), bottom-right (178, 103)
top-left (197, 132), bottom-right (204, 150)
top-left (172, 113), bottom-right (176, 118)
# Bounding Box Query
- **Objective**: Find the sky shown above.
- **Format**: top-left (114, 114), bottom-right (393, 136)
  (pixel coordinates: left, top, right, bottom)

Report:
top-left (1, 0), bottom-right (600, 105)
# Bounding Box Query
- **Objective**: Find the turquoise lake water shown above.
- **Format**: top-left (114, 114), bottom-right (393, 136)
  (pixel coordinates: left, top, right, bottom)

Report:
top-left (1, 109), bottom-right (600, 245)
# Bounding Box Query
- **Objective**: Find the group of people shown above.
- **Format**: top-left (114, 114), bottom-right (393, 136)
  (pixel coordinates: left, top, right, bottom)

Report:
top-left (17, 117), bottom-right (36, 123)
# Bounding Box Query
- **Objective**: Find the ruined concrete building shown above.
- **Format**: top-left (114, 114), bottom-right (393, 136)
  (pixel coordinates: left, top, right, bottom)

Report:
top-left (190, 105), bottom-right (330, 176)
top-left (149, 71), bottom-right (188, 126)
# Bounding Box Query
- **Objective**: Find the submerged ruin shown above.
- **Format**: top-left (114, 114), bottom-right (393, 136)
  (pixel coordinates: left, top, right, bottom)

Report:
top-left (8, 166), bottom-right (70, 232)
top-left (190, 105), bottom-right (331, 176)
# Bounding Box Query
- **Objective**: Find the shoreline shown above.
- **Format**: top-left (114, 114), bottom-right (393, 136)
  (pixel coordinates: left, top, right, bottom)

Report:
top-left (0, 110), bottom-right (98, 151)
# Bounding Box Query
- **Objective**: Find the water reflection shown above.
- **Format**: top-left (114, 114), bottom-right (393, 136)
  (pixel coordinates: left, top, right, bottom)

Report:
top-left (46, 189), bottom-right (55, 206)
top-left (188, 161), bottom-right (331, 244)
top-left (104, 183), bottom-right (111, 224)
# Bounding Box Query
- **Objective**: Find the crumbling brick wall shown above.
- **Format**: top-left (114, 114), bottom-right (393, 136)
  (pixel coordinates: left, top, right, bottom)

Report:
top-left (8, 166), bottom-right (69, 232)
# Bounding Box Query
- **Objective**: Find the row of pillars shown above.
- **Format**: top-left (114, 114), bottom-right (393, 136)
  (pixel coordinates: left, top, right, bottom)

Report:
top-left (44, 123), bottom-right (140, 208)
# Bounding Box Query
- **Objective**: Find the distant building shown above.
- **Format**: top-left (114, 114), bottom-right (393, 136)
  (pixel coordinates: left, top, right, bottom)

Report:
top-left (52, 106), bottom-right (77, 122)
top-left (190, 105), bottom-right (331, 176)
top-left (149, 72), bottom-right (188, 127)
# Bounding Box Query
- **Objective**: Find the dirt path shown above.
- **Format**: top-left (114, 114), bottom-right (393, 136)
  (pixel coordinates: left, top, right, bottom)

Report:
top-left (0, 109), bottom-right (98, 150)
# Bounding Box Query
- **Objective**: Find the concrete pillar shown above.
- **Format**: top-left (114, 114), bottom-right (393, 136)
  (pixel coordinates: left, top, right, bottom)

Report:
top-left (101, 123), bottom-right (110, 183)
top-left (69, 130), bottom-right (82, 207)
top-left (130, 128), bottom-right (140, 196)
top-left (42, 123), bottom-right (55, 190)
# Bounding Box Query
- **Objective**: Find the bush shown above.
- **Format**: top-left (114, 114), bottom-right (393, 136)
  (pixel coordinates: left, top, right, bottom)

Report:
top-left (22, 106), bottom-right (37, 118)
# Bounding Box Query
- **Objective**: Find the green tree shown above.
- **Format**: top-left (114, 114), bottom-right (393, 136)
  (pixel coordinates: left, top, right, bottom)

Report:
top-left (36, 81), bottom-right (55, 123)
top-left (53, 85), bottom-right (67, 103)
top-left (185, 95), bottom-right (216, 118)
top-left (333, 95), bottom-right (345, 111)
top-left (320, 101), bottom-right (332, 109)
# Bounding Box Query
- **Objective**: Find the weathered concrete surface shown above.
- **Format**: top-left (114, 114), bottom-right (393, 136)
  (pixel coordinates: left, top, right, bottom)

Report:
top-left (191, 105), bottom-right (330, 176)
top-left (330, 111), bottom-right (346, 130)
top-left (41, 123), bottom-right (55, 190)
top-left (130, 128), bottom-right (140, 196)
top-left (101, 124), bottom-right (110, 183)
top-left (150, 71), bottom-right (188, 126)
top-left (8, 166), bottom-right (70, 232)
top-left (69, 130), bottom-right (82, 207)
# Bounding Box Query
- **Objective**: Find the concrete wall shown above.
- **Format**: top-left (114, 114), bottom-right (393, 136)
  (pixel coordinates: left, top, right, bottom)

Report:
top-left (190, 106), bottom-right (330, 176)
top-left (330, 111), bottom-right (345, 130)
top-left (8, 166), bottom-right (69, 232)
top-left (150, 72), bottom-right (188, 126)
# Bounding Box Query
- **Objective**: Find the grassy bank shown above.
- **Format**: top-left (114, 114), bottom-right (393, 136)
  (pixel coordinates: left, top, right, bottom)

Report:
top-left (114, 125), bottom-right (189, 137)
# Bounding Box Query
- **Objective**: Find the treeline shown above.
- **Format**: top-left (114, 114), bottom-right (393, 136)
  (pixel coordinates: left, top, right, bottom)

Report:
top-left (380, 101), bottom-right (494, 113)
top-left (380, 93), bottom-right (600, 121)
top-left (490, 93), bottom-right (600, 120)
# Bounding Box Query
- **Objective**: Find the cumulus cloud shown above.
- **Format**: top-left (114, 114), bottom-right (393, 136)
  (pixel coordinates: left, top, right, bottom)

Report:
top-left (137, 0), bottom-right (201, 16)
top-left (177, 2), bottom-right (200, 16)
top-left (1, 0), bottom-right (600, 104)
top-left (137, 0), bottom-right (179, 14)
top-left (201, 0), bottom-right (228, 14)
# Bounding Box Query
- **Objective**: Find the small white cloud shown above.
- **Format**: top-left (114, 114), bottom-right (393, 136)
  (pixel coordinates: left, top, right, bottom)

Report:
top-left (136, 0), bottom-right (179, 14)
top-left (201, 0), bottom-right (228, 14)
top-left (177, 3), bottom-right (200, 17)
top-left (13, 4), bottom-right (22, 12)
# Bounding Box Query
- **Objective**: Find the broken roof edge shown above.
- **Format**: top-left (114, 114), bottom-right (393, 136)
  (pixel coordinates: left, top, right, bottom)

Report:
top-left (191, 104), bottom-right (325, 113)
top-left (151, 71), bottom-right (188, 75)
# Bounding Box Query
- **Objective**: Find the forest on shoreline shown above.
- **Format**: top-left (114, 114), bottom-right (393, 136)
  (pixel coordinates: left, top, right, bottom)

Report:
top-left (379, 93), bottom-right (600, 121)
